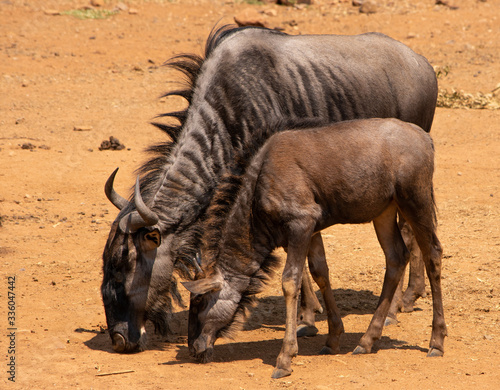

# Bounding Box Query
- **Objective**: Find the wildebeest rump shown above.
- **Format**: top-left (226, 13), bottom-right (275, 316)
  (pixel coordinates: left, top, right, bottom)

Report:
top-left (184, 118), bottom-right (446, 378)
top-left (101, 25), bottom-right (438, 353)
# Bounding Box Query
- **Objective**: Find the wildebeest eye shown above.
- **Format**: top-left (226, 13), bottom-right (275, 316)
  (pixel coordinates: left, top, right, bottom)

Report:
top-left (142, 228), bottom-right (161, 250)
top-left (145, 230), bottom-right (161, 246)
top-left (191, 294), bottom-right (205, 308)
top-left (114, 271), bottom-right (124, 283)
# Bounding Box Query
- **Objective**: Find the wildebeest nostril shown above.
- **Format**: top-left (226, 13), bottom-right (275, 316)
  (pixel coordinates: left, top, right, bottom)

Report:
top-left (111, 333), bottom-right (126, 353)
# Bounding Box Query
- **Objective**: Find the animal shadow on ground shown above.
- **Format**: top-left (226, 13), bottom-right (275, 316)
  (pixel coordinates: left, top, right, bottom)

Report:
top-left (162, 288), bottom-right (424, 367)
top-left (83, 311), bottom-right (189, 353)
top-left (83, 288), bottom-right (424, 358)
top-left (244, 288), bottom-right (384, 332)
top-left (167, 333), bottom-right (415, 369)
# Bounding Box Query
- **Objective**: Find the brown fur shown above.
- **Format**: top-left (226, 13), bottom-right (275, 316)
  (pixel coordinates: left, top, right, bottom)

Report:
top-left (185, 118), bottom-right (446, 377)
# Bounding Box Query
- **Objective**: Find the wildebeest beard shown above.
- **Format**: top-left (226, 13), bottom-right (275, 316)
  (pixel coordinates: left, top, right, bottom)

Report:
top-left (146, 221), bottom-right (204, 335)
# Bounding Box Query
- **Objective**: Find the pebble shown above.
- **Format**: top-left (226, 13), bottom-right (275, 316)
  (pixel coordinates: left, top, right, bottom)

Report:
top-left (21, 143), bottom-right (35, 150)
top-left (99, 136), bottom-right (125, 151)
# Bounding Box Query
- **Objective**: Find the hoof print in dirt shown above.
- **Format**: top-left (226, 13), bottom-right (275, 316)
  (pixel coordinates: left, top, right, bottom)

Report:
top-left (99, 136), bottom-right (126, 151)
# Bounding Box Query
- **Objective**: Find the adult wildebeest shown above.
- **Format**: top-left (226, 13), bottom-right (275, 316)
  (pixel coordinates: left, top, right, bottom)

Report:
top-left (101, 25), bottom-right (438, 353)
top-left (184, 118), bottom-right (446, 378)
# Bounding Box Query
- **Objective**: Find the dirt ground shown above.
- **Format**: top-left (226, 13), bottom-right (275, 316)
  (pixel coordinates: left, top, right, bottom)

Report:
top-left (1, 0), bottom-right (499, 388)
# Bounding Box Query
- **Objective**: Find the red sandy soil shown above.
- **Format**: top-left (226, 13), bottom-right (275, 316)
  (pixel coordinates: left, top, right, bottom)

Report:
top-left (1, 0), bottom-right (499, 388)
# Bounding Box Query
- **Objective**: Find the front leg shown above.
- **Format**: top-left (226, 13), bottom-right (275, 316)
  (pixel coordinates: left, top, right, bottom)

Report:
top-left (272, 277), bottom-right (302, 379)
top-left (272, 225), bottom-right (313, 379)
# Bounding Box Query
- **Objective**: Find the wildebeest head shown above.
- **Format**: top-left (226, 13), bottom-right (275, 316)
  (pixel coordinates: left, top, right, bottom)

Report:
top-left (183, 270), bottom-right (249, 363)
top-left (101, 169), bottom-right (181, 353)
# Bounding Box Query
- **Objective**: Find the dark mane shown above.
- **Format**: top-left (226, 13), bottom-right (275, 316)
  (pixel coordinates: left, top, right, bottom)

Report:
top-left (203, 117), bottom-right (325, 265)
top-left (136, 25), bottom-right (287, 199)
top-left (135, 24), bottom-right (245, 200)
top-left (200, 128), bottom-right (267, 269)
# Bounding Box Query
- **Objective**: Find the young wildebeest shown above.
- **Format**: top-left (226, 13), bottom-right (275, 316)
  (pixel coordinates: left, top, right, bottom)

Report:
top-left (184, 118), bottom-right (446, 379)
top-left (102, 25), bottom-right (438, 353)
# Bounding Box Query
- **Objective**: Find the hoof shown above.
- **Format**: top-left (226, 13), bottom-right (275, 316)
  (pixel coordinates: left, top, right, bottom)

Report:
top-left (271, 367), bottom-right (292, 379)
top-left (111, 333), bottom-right (126, 353)
top-left (352, 345), bottom-right (368, 355)
top-left (401, 305), bottom-right (415, 313)
top-left (427, 347), bottom-right (444, 357)
top-left (319, 345), bottom-right (339, 355)
top-left (296, 324), bottom-right (318, 338)
top-left (195, 348), bottom-right (214, 364)
top-left (384, 316), bottom-right (399, 327)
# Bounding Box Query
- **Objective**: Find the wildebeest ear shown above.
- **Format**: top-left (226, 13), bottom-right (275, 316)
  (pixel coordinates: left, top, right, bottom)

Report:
top-left (182, 277), bottom-right (222, 295)
top-left (143, 229), bottom-right (161, 251)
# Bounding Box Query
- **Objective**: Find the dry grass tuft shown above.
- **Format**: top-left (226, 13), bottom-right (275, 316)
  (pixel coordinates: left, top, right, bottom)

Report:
top-left (437, 88), bottom-right (500, 110)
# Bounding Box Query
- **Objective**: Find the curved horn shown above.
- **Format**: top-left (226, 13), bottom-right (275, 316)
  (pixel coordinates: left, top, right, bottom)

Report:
top-left (105, 168), bottom-right (129, 210)
top-left (119, 211), bottom-right (149, 233)
top-left (118, 177), bottom-right (159, 233)
top-left (133, 176), bottom-right (159, 226)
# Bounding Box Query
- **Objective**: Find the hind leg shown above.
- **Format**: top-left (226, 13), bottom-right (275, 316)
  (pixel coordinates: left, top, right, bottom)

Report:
top-left (386, 215), bottom-right (427, 325)
top-left (306, 232), bottom-right (344, 355)
top-left (385, 274), bottom-right (405, 326)
top-left (421, 232), bottom-right (446, 356)
top-left (400, 220), bottom-right (427, 311)
top-left (354, 203), bottom-right (409, 354)
top-left (297, 267), bottom-right (322, 337)
top-left (400, 214), bottom-right (446, 356)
